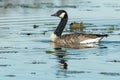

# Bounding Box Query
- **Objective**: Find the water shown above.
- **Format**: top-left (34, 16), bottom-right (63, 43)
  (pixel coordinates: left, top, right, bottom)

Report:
top-left (0, 0), bottom-right (120, 80)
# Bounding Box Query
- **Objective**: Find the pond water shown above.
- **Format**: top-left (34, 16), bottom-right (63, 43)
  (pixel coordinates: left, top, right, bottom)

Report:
top-left (0, 0), bottom-right (120, 80)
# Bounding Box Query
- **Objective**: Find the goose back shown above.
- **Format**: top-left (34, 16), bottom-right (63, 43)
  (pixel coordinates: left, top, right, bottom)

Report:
top-left (54, 33), bottom-right (101, 44)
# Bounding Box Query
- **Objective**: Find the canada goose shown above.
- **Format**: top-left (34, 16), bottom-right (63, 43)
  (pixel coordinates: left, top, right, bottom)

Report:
top-left (50, 10), bottom-right (108, 45)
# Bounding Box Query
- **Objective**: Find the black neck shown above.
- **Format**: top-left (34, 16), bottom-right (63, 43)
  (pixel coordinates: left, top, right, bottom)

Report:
top-left (54, 15), bottom-right (68, 37)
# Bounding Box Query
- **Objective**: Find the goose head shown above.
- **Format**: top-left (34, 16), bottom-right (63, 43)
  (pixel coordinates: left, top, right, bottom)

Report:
top-left (50, 10), bottom-right (68, 42)
top-left (51, 10), bottom-right (67, 19)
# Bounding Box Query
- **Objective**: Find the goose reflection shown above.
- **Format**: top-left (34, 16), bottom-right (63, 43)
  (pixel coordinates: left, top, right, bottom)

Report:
top-left (54, 48), bottom-right (68, 70)
top-left (54, 48), bottom-right (69, 78)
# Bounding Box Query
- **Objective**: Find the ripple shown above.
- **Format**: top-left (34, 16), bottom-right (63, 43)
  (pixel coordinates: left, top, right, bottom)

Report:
top-left (24, 61), bottom-right (47, 64)
top-left (100, 72), bottom-right (120, 76)
top-left (5, 75), bottom-right (16, 77)
top-left (0, 57), bottom-right (7, 59)
top-left (0, 64), bottom-right (11, 67)
top-left (66, 57), bottom-right (88, 60)
top-left (0, 51), bottom-right (18, 54)
top-left (40, 40), bottom-right (50, 43)
top-left (107, 60), bottom-right (120, 63)
top-left (66, 70), bottom-right (91, 74)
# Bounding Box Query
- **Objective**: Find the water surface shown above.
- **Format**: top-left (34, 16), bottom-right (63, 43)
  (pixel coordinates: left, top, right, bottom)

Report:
top-left (0, 0), bottom-right (120, 80)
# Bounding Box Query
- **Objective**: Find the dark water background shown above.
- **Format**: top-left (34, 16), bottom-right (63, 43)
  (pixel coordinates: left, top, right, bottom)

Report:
top-left (0, 0), bottom-right (120, 80)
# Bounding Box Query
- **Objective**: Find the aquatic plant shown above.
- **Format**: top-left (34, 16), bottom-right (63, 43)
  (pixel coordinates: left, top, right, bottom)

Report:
top-left (107, 26), bottom-right (115, 33)
top-left (45, 50), bottom-right (54, 54)
top-left (108, 26), bottom-right (114, 30)
top-left (33, 25), bottom-right (39, 29)
top-left (69, 21), bottom-right (85, 31)
top-left (4, 3), bottom-right (14, 8)
top-left (31, 4), bottom-right (41, 8)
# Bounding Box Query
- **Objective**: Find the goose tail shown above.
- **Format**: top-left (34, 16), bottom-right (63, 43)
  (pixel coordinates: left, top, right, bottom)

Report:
top-left (96, 34), bottom-right (108, 37)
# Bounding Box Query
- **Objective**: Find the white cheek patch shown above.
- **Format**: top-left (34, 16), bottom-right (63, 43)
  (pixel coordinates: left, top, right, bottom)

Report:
top-left (59, 12), bottom-right (65, 18)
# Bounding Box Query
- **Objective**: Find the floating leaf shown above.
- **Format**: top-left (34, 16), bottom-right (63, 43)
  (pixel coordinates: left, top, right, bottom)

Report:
top-left (46, 50), bottom-right (54, 54)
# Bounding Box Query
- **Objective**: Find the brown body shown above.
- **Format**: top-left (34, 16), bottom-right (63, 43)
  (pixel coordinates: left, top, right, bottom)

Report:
top-left (51, 10), bottom-right (108, 48)
top-left (52, 33), bottom-right (106, 44)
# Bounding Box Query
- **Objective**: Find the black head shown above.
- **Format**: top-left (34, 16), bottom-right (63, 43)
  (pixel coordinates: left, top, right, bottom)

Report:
top-left (51, 10), bottom-right (67, 18)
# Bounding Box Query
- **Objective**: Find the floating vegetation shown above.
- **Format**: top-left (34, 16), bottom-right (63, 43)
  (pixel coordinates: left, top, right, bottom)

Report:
top-left (100, 72), bottom-right (120, 76)
top-left (69, 21), bottom-right (85, 31)
top-left (107, 26), bottom-right (115, 33)
top-left (31, 4), bottom-right (41, 8)
top-left (33, 25), bottom-right (39, 29)
top-left (108, 26), bottom-right (115, 30)
top-left (46, 50), bottom-right (54, 54)
top-left (41, 31), bottom-right (48, 35)
top-left (4, 3), bottom-right (14, 8)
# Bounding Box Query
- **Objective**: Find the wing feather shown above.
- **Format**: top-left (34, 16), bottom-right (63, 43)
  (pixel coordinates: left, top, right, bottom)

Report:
top-left (55, 33), bottom-right (98, 44)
